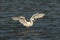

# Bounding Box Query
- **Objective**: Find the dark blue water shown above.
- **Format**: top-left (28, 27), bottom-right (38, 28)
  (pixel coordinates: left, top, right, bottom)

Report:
top-left (0, 0), bottom-right (60, 40)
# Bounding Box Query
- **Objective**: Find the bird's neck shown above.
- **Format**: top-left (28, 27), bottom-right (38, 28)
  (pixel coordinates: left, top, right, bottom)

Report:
top-left (29, 19), bottom-right (33, 25)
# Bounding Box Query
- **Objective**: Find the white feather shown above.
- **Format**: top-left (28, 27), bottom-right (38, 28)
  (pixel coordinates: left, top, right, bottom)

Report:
top-left (11, 13), bottom-right (45, 28)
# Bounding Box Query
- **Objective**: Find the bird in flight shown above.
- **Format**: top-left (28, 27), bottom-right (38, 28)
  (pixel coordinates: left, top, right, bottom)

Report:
top-left (11, 13), bottom-right (45, 28)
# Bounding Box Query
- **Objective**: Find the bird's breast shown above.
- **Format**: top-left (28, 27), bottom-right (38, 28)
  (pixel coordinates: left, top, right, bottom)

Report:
top-left (23, 22), bottom-right (33, 27)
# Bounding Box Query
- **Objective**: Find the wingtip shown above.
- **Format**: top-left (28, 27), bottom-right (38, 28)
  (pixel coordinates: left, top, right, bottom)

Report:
top-left (11, 17), bottom-right (19, 20)
top-left (41, 13), bottom-right (45, 16)
top-left (36, 13), bottom-right (45, 15)
top-left (11, 17), bottom-right (15, 20)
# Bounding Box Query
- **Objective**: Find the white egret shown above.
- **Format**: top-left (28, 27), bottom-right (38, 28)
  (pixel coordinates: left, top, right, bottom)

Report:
top-left (11, 13), bottom-right (45, 28)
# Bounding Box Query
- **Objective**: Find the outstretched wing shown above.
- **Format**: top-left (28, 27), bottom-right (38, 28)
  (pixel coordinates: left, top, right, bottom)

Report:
top-left (30, 13), bottom-right (45, 21)
top-left (12, 16), bottom-right (27, 25)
